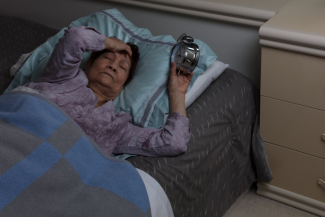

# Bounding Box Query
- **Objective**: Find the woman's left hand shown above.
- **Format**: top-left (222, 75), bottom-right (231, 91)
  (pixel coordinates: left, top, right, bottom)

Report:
top-left (104, 36), bottom-right (132, 57)
top-left (168, 62), bottom-right (194, 95)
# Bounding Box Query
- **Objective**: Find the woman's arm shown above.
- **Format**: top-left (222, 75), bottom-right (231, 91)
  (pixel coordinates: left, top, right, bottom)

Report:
top-left (37, 26), bottom-right (132, 84)
top-left (37, 26), bottom-right (106, 83)
top-left (112, 63), bottom-right (193, 157)
top-left (113, 112), bottom-right (191, 157)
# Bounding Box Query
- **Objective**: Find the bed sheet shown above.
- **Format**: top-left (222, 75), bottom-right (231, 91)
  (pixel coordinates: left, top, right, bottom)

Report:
top-left (136, 168), bottom-right (174, 217)
top-left (127, 68), bottom-right (273, 217)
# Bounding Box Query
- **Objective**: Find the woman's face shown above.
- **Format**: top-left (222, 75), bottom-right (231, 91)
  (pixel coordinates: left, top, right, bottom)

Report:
top-left (85, 51), bottom-right (131, 95)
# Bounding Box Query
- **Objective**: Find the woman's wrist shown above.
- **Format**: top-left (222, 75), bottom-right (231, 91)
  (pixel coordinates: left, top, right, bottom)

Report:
top-left (104, 37), bottom-right (113, 50)
top-left (169, 91), bottom-right (186, 118)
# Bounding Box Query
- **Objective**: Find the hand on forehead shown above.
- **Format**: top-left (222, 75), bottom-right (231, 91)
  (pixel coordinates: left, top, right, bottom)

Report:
top-left (105, 36), bottom-right (133, 57)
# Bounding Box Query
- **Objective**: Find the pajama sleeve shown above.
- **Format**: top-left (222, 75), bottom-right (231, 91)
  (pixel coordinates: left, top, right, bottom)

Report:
top-left (37, 26), bottom-right (106, 83)
top-left (113, 112), bottom-right (191, 157)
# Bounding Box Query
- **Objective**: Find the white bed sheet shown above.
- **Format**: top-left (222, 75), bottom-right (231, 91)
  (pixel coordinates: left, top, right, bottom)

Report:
top-left (136, 168), bottom-right (174, 217)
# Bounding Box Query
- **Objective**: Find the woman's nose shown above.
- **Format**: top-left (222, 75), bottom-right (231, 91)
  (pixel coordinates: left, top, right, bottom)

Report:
top-left (107, 57), bottom-right (119, 73)
top-left (108, 65), bottom-right (117, 73)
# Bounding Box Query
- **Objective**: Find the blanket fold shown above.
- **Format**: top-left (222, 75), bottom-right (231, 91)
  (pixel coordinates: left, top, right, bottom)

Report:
top-left (0, 92), bottom-right (151, 217)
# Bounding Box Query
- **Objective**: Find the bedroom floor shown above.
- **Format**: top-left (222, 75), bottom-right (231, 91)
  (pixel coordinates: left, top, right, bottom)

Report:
top-left (223, 183), bottom-right (319, 217)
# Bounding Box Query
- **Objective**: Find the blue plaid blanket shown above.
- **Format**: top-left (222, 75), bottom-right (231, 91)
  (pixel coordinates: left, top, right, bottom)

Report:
top-left (0, 92), bottom-right (151, 217)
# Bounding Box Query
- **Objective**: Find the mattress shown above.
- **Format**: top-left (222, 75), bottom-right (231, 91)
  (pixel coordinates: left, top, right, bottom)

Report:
top-left (127, 67), bottom-right (272, 216)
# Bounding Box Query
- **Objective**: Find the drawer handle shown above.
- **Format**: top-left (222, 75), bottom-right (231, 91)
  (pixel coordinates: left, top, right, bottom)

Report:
top-left (318, 179), bottom-right (325, 188)
top-left (322, 134), bottom-right (325, 141)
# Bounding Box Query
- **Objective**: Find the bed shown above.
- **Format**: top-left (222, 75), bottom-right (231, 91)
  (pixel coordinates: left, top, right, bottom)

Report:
top-left (0, 15), bottom-right (272, 217)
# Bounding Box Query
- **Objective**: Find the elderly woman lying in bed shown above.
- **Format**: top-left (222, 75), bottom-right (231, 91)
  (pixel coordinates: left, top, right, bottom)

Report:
top-left (20, 26), bottom-right (192, 157)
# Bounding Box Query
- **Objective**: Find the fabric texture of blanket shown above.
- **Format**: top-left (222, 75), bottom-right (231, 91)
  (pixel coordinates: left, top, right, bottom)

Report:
top-left (0, 92), bottom-right (151, 217)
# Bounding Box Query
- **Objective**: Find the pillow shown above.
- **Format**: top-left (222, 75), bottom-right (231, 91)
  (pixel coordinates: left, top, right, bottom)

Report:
top-left (185, 60), bottom-right (228, 108)
top-left (5, 9), bottom-right (218, 128)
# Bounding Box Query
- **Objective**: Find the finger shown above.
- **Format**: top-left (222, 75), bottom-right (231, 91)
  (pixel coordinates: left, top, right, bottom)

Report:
top-left (186, 72), bottom-right (194, 82)
top-left (126, 45), bottom-right (133, 57)
top-left (116, 42), bottom-right (132, 57)
top-left (109, 38), bottom-right (132, 56)
top-left (170, 62), bottom-right (177, 77)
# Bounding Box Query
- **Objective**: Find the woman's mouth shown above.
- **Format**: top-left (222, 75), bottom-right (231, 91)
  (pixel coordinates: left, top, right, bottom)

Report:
top-left (104, 72), bottom-right (114, 81)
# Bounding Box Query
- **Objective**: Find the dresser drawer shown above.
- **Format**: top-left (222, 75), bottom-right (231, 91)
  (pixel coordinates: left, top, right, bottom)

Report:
top-left (261, 47), bottom-right (325, 111)
top-left (265, 142), bottom-right (325, 203)
top-left (260, 96), bottom-right (325, 159)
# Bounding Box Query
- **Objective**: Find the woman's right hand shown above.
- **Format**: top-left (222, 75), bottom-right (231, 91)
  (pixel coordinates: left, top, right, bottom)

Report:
top-left (168, 62), bottom-right (193, 118)
top-left (168, 62), bottom-right (193, 95)
top-left (104, 36), bottom-right (132, 57)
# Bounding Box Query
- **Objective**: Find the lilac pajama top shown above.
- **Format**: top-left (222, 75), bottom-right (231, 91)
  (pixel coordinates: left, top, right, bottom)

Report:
top-left (24, 26), bottom-right (191, 157)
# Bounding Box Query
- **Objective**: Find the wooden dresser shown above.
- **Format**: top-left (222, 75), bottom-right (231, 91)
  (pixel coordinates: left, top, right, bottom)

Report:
top-left (257, 0), bottom-right (325, 216)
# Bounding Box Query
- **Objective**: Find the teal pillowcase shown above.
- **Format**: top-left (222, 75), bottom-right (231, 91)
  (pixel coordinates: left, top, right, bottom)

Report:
top-left (5, 9), bottom-right (217, 128)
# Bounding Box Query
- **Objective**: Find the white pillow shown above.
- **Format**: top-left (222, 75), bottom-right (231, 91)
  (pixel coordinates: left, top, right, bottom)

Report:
top-left (164, 60), bottom-right (229, 125)
top-left (185, 60), bottom-right (229, 108)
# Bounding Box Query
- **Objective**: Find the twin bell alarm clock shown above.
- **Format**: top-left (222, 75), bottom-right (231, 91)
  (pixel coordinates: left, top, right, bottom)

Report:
top-left (170, 33), bottom-right (200, 75)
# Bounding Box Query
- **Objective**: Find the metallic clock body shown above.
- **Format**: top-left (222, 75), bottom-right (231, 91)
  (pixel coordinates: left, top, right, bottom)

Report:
top-left (171, 33), bottom-right (200, 75)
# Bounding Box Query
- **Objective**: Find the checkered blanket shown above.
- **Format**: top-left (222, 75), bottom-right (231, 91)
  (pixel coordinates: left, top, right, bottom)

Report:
top-left (0, 92), bottom-right (151, 217)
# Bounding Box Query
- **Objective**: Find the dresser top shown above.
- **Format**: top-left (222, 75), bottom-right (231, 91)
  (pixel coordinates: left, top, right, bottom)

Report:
top-left (265, 0), bottom-right (325, 35)
top-left (259, 0), bottom-right (325, 57)
top-left (205, 0), bottom-right (291, 11)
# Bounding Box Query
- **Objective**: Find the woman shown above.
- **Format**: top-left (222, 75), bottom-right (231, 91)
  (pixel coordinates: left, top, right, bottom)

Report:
top-left (23, 26), bottom-right (192, 157)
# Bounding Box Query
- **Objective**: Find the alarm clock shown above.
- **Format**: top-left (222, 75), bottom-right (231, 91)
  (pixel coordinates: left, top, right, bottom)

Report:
top-left (170, 33), bottom-right (200, 75)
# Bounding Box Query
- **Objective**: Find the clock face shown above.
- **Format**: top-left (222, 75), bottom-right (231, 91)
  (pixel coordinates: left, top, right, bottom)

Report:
top-left (171, 43), bottom-right (185, 68)
top-left (175, 44), bottom-right (185, 66)
top-left (171, 43), bottom-right (189, 74)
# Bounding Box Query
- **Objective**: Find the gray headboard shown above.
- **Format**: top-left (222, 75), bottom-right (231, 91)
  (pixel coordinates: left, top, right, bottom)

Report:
top-left (0, 16), bottom-right (59, 94)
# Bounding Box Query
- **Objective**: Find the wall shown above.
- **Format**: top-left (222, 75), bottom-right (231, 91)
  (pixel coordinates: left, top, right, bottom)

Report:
top-left (0, 0), bottom-right (262, 88)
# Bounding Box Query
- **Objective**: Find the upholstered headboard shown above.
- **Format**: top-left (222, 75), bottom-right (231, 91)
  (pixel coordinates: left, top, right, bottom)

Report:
top-left (0, 16), bottom-right (59, 94)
